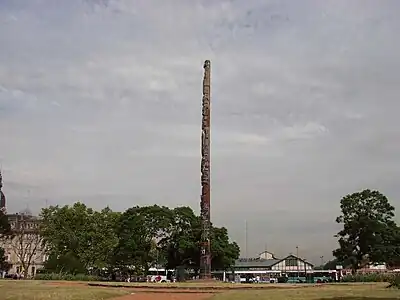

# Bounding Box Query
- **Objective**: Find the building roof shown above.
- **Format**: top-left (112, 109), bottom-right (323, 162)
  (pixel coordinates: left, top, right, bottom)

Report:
top-left (258, 250), bottom-right (275, 255)
top-left (234, 254), bottom-right (314, 269)
top-left (281, 254), bottom-right (314, 267)
top-left (7, 213), bottom-right (39, 221)
top-left (234, 258), bottom-right (281, 268)
top-left (258, 250), bottom-right (278, 259)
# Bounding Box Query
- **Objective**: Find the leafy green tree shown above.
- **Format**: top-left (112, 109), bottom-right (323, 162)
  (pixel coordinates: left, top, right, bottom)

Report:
top-left (40, 203), bottom-right (119, 273)
top-left (0, 209), bottom-right (11, 272)
top-left (113, 205), bottom-right (173, 275)
top-left (159, 207), bottom-right (201, 272)
top-left (333, 189), bottom-right (400, 273)
top-left (382, 225), bottom-right (400, 268)
top-left (0, 247), bottom-right (10, 272)
top-left (40, 202), bottom-right (240, 277)
top-left (322, 258), bottom-right (352, 270)
top-left (159, 206), bottom-right (240, 274)
top-left (43, 251), bottom-right (86, 274)
top-left (0, 209), bottom-right (11, 238)
top-left (211, 226), bottom-right (240, 270)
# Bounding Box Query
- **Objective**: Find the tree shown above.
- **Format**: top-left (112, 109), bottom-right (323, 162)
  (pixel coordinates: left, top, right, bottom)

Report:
top-left (0, 247), bottom-right (10, 272)
top-left (0, 208), bottom-right (11, 274)
top-left (40, 203), bottom-right (119, 273)
top-left (39, 202), bottom-right (240, 277)
top-left (382, 225), bottom-right (400, 268)
top-left (113, 205), bottom-right (173, 275)
top-left (159, 207), bottom-right (201, 273)
top-left (333, 189), bottom-right (400, 273)
top-left (159, 206), bottom-right (240, 274)
top-left (322, 258), bottom-right (352, 270)
top-left (8, 214), bottom-right (42, 277)
top-left (43, 251), bottom-right (87, 275)
top-left (210, 226), bottom-right (240, 270)
top-left (0, 209), bottom-right (11, 238)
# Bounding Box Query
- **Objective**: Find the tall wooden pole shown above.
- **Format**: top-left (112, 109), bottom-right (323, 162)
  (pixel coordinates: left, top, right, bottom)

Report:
top-left (0, 170), bottom-right (6, 213)
top-left (200, 60), bottom-right (211, 279)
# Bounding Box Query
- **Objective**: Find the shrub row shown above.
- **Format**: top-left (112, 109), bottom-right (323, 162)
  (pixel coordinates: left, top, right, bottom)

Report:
top-left (35, 273), bottom-right (101, 281)
top-left (341, 273), bottom-right (396, 283)
top-left (388, 274), bottom-right (400, 289)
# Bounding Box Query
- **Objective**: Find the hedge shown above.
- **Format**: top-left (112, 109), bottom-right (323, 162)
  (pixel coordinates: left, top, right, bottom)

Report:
top-left (341, 273), bottom-right (395, 283)
top-left (388, 274), bottom-right (400, 289)
top-left (35, 273), bottom-right (101, 281)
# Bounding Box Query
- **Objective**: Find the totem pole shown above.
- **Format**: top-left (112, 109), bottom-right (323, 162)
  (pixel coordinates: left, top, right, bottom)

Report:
top-left (200, 60), bottom-right (211, 279)
top-left (0, 170), bottom-right (6, 212)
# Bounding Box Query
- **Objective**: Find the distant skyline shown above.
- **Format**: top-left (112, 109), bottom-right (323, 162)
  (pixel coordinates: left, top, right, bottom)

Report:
top-left (1, 0), bottom-right (400, 264)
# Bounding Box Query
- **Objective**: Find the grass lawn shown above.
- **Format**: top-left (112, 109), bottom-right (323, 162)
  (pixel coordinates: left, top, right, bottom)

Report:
top-left (0, 280), bottom-right (128, 300)
top-left (211, 283), bottom-right (400, 300)
top-left (1, 281), bottom-right (399, 300)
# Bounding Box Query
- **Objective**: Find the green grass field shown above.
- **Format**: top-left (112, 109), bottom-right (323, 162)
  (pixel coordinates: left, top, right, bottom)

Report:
top-left (0, 280), bottom-right (128, 300)
top-left (211, 283), bottom-right (400, 300)
top-left (1, 280), bottom-right (399, 300)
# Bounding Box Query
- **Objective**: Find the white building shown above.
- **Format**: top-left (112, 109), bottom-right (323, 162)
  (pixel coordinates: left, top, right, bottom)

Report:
top-left (233, 254), bottom-right (314, 273)
top-left (1, 212), bottom-right (46, 277)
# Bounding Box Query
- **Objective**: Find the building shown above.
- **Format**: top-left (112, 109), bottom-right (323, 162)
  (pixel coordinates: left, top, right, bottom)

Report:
top-left (214, 253), bottom-right (314, 282)
top-left (258, 250), bottom-right (277, 260)
top-left (0, 171), bottom-right (46, 277)
top-left (233, 254), bottom-right (314, 273)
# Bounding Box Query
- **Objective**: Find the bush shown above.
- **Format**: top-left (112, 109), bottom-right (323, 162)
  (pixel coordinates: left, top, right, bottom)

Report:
top-left (277, 276), bottom-right (289, 283)
top-left (35, 273), bottom-right (101, 281)
top-left (341, 273), bottom-right (394, 283)
top-left (387, 274), bottom-right (400, 289)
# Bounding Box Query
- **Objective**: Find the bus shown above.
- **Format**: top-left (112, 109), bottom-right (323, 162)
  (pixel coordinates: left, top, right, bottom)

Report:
top-left (213, 270), bottom-right (281, 283)
top-left (311, 270), bottom-right (337, 283)
top-left (284, 270), bottom-right (337, 283)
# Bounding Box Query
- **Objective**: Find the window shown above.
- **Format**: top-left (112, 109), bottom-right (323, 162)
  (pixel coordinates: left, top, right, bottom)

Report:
top-left (285, 258), bottom-right (298, 266)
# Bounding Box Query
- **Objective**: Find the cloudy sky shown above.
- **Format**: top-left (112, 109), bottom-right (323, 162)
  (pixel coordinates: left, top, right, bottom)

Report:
top-left (1, 0), bottom-right (400, 263)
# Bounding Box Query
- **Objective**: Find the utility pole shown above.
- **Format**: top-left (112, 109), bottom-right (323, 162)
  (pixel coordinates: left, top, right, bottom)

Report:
top-left (245, 220), bottom-right (248, 259)
top-left (296, 246), bottom-right (299, 279)
top-left (200, 60), bottom-right (212, 280)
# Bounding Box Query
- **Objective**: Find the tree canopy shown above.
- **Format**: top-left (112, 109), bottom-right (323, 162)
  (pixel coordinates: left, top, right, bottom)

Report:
top-left (40, 203), bottom-right (120, 273)
top-left (333, 189), bottom-right (400, 273)
top-left (0, 209), bottom-right (10, 237)
top-left (0, 209), bottom-right (11, 272)
top-left (39, 203), bottom-right (240, 276)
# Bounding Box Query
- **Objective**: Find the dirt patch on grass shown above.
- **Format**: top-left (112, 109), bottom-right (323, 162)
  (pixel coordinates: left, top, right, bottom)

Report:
top-left (120, 288), bottom-right (221, 294)
top-left (88, 282), bottom-right (307, 290)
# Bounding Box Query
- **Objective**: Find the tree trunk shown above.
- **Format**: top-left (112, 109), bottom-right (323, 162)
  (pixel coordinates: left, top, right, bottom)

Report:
top-left (22, 263), bottom-right (29, 279)
top-left (351, 263), bottom-right (357, 275)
